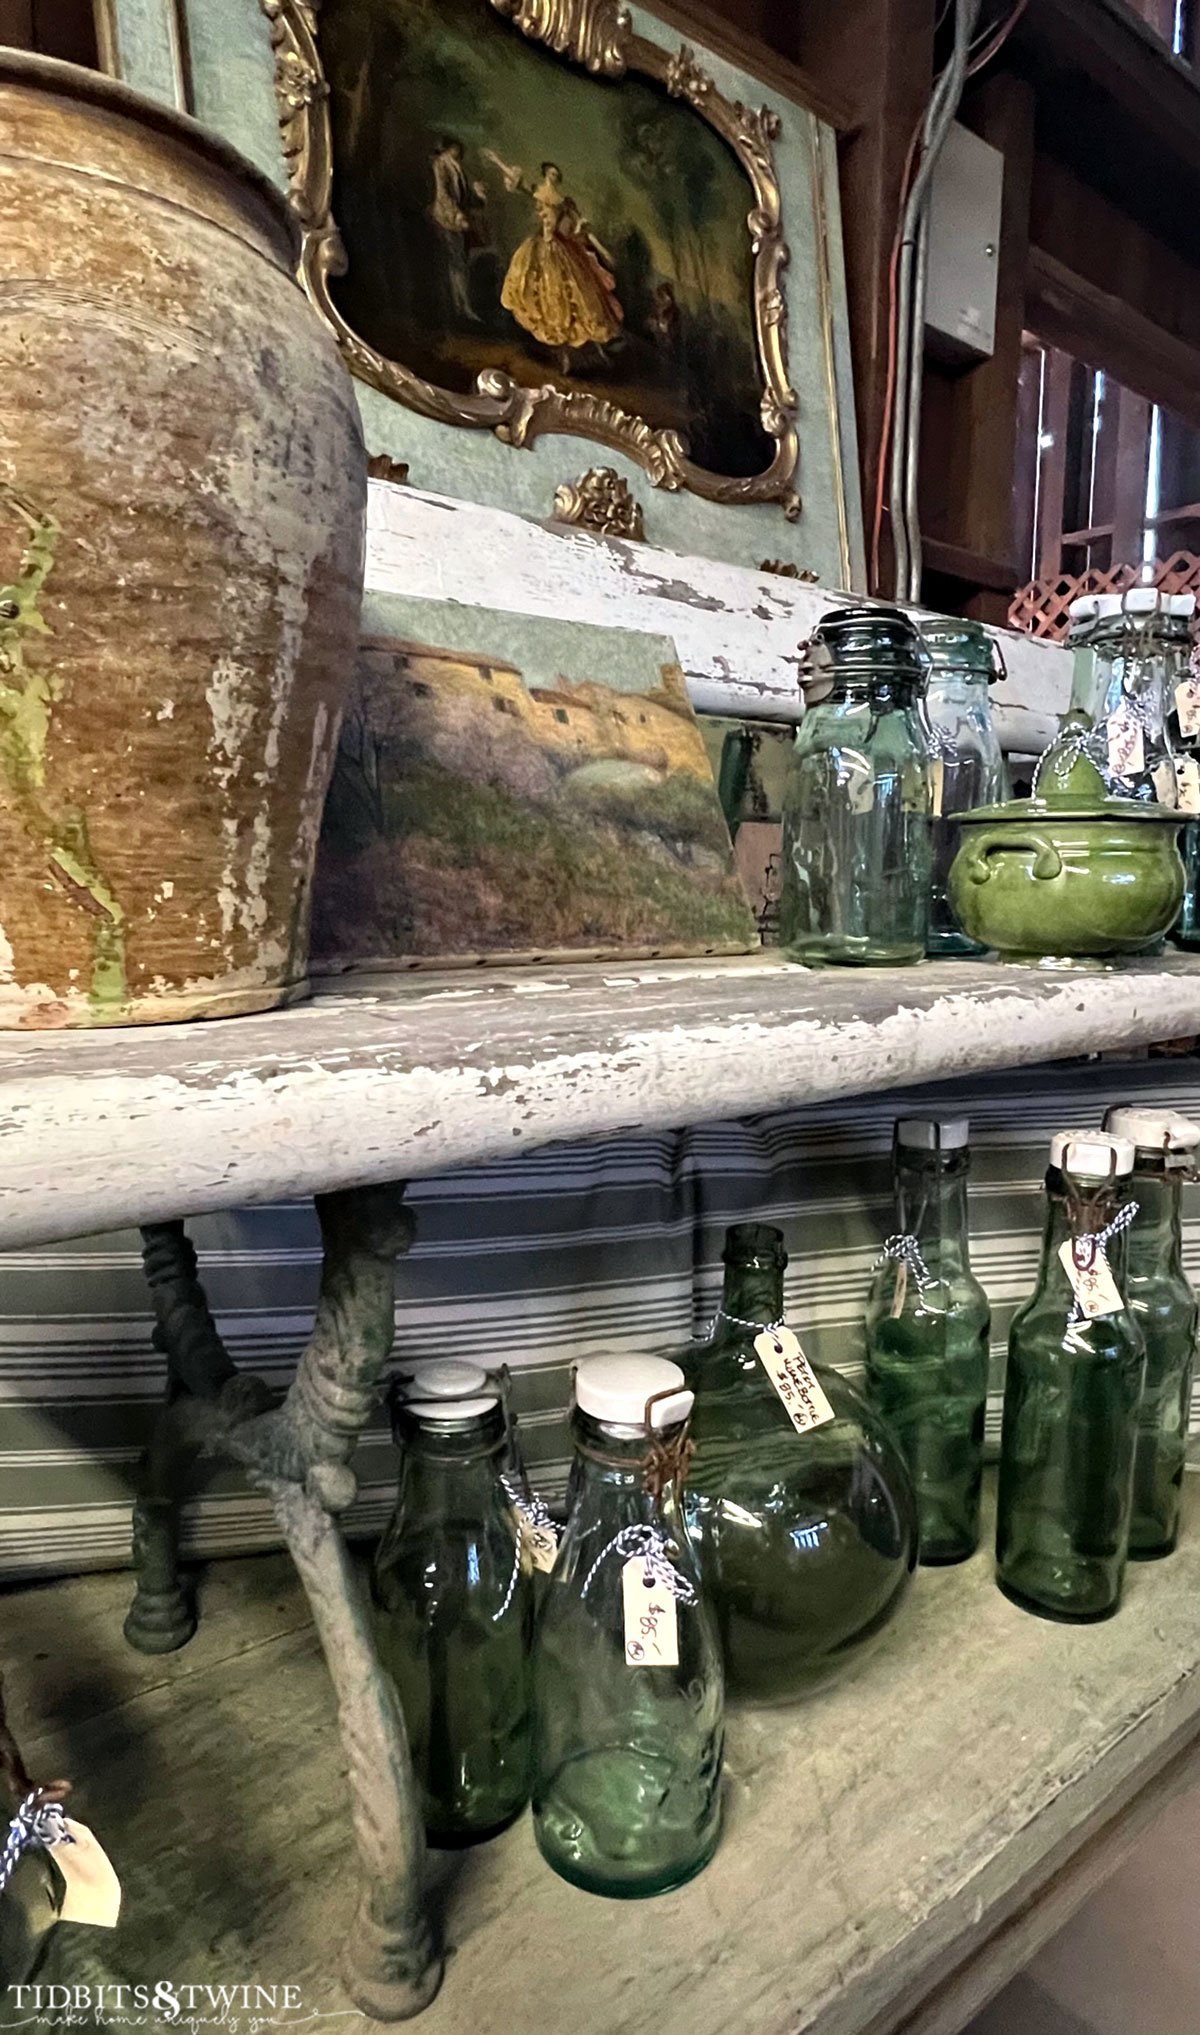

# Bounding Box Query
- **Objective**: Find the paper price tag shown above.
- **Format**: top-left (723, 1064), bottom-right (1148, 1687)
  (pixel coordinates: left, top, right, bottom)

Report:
top-left (50, 1818), bottom-right (121, 1929)
top-left (1059, 1237), bottom-right (1123, 1320)
top-left (521, 1518), bottom-right (559, 1575)
top-left (754, 1327), bottom-right (836, 1435)
top-left (1152, 759), bottom-right (1178, 806)
top-left (1177, 678), bottom-right (1200, 740)
top-left (622, 1558), bottom-right (678, 1668)
top-left (1107, 710), bottom-right (1144, 779)
top-left (1179, 756), bottom-right (1200, 815)
top-left (930, 758), bottom-right (945, 820)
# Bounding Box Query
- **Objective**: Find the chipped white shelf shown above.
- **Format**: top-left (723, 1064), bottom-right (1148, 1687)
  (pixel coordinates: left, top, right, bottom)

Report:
top-left (2, 950), bottom-right (1200, 1247)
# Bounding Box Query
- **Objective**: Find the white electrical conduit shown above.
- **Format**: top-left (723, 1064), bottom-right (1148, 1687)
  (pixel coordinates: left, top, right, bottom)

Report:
top-left (889, 0), bottom-right (982, 602)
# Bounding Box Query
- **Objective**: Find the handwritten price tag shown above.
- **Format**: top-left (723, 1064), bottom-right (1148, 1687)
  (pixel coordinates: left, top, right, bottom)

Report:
top-left (50, 1819), bottom-right (121, 1929)
top-left (1177, 678), bottom-right (1200, 740)
top-left (930, 757), bottom-right (945, 819)
top-left (622, 1559), bottom-right (679, 1668)
top-left (1059, 1237), bottom-right (1123, 1320)
top-left (1107, 708), bottom-right (1144, 779)
top-left (754, 1327), bottom-right (836, 1435)
top-left (1180, 756), bottom-right (1200, 815)
top-left (521, 1519), bottom-right (559, 1575)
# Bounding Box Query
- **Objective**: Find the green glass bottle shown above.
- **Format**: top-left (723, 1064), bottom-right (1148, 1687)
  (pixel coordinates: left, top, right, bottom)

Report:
top-left (865, 1117), bottom-right (992, 1563)
top-left (372, 1359), bottom-right (534, 1846)
top-left (778, 604), bottom-right (933, 966)
top-left (532, 1355), bottom-right (723, 1898)
top-left (996, 1132), bottom-right (1145, 1622)
top-left (683, 1223), bottom-right (918, 1703)
top-left (1103, 1104), bottom-right (1200, 1558)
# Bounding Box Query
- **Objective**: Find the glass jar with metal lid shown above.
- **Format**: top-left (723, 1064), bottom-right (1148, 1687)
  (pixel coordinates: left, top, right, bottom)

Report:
top-left (778, 604), bottom-right (934, 965)
top-left (919, 617), bottom-right (1008, 955)
top-left (1038, 587), bottom-right (1192, 806)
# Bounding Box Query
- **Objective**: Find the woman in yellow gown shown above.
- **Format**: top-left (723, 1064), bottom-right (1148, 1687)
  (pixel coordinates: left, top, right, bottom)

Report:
top-left (487, 158), bottom-right (623, 357)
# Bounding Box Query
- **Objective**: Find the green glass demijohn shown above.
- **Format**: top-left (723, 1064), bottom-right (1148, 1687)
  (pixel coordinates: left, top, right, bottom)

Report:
top-left (995, 1132), bottom-right (1146, 1622)
top-left (1103, 1104), bottom-right (1200, 1559)
top-left (778, 604), bottom-right (934, 965)
top-left (532, 1355), bottom-right (723, 1898)
top-left (371, 1359), bottom-right (534, 1846)
top-left (865, 1117), bottom-right (992, 1563)
top-left (683, 1223), bottom-right (919, 1703)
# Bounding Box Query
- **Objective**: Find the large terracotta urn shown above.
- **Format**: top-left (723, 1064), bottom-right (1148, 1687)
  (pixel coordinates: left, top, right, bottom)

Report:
top-left (0, 53), bottom-right (366, 1026)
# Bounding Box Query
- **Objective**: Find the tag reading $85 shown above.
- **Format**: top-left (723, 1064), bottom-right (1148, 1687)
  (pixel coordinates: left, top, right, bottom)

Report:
top-left (622, 1558), bottom-right (679, 1668)
top-left (754, 1327), bottom-right (836, 1435)
top-left (1058, 1237), bottom-right (1123, 1320)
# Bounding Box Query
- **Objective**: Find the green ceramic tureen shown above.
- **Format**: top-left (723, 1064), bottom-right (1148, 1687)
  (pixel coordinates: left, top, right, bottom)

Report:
top-left (948, 749), bottom-right (1184, 968)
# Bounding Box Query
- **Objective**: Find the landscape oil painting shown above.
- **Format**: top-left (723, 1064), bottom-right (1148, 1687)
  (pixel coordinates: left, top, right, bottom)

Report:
top-left (319, 0), bottom-right (776, 479)
top-left (310, 603), bottom-right (758, 969)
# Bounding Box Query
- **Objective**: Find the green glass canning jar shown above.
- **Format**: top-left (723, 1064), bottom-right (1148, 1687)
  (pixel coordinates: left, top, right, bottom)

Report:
top-left (865, 1117), bottom-right (992, 1563)
top-left (995, 1132), bottom-right (1145, 1622)
top-left (778, 604), bottom-right (934, 965)
top-left (683, 1223), bottom-right (918, 1703)
top-left (919, 617), bottom-right (1007, 956)
top-left (532, 1356), bottom-right (723, 1898)
top-left (371, 1359), bottom-right (534, 1846)
top-left (1103, 1105), bottom-right (1200, 1558)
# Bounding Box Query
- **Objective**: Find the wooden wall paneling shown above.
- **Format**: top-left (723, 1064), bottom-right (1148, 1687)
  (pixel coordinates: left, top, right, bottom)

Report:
top-left (0, 0), bottom-right (33, 42)
top-left (1029, 248), bottom-right (1200, 435)
top-left (764, 0), bottom-right (936, 592)
top-left (1029, 155), bottom-right (1200, 364)
top-left (916, 69), bottom-right (1037, 593)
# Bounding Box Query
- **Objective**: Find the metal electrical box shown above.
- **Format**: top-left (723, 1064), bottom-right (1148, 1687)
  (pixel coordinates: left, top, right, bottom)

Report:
top-left (924, 120), bottom-right (1004, 364)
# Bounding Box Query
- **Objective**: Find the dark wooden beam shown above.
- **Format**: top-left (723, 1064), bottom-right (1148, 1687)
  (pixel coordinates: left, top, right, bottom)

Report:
top-left (1028, 248), bottom-right (1200, 435)
top-left (638, 0), bottom-right (856, 131)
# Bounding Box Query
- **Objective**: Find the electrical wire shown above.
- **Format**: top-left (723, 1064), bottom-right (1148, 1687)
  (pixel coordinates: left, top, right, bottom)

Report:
top-left (869, 0), bottom-right (1030, 596)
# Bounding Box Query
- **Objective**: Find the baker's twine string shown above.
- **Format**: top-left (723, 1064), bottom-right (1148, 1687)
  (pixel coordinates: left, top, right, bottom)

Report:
top-left (494, 1471), bottom-right (558, 1621)
top-left (0, 1789), bottom-right (72, 1900)
top-left (1065, 1200), bottom-right (1138, 1323)
top-left (699, 1306), bottom-right (786, 1342)
top-left (580, 1523), bottom-right (696, 1607)
top-left (874, 1233), bottom-right (933, 1295)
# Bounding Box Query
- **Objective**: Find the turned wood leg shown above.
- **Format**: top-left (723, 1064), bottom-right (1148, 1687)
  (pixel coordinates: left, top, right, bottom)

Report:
top-left (127, 1226), bottom-right (271, 1655)
top-left (124, 1380), bottom-right (197, 1655)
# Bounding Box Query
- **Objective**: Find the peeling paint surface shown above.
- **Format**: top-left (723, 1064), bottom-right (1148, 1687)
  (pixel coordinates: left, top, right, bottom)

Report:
top-left (0, 71), bottom-right (365, 1027)
top-left (1, 952), bottom-right (1199, 1249)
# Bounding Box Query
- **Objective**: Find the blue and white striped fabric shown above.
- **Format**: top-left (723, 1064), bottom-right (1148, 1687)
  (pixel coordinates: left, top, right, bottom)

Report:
top-left (1, 1055), bottom-right (1197, 1577)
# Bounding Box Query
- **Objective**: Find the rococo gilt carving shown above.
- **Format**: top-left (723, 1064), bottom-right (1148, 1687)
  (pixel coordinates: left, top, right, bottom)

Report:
top-left (259, 0), bottom-right (800, 518)
top-left (553, 466), bottom-right (646, 540)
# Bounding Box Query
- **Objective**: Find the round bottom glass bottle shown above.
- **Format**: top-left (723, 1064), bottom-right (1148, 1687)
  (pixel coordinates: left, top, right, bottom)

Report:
top-left (532, 1355), bottom-right (723, 1898)
top-left (371, 1360), bottom-right (534, 1847)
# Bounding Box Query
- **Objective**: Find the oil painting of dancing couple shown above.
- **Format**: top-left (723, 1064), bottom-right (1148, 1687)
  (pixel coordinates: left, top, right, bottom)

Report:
top-left (320, 0), bottom-right (774, 478)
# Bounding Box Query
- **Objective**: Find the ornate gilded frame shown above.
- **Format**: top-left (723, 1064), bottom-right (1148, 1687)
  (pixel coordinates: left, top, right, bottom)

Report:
top-left (259, 0), bottom-right (801, 517)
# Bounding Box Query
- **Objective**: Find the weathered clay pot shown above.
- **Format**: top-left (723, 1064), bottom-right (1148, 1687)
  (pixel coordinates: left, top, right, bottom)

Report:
top-left (0, 53), bottom-right (366, 1026)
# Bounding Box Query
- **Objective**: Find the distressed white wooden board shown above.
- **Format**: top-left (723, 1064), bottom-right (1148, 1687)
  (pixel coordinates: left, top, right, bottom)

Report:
top-left (3, 952), bottom-right (1200, 1249)
top-left (365, 480), bottom-right (1071, 750)
top-left (13, 1484), bottom-right (1200, 2035)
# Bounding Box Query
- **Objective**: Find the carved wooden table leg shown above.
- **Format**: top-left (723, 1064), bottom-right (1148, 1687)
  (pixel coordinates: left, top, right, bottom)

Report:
top-left (124, 1184), bottom-right (443, 2020)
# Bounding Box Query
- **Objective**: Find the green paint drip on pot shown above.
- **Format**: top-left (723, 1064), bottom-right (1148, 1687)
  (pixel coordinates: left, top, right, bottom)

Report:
top-left (0, 490), bottom-right (129, 1013)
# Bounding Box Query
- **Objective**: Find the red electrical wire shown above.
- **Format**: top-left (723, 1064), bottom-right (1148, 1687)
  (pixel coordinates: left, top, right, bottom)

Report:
top-left (868, 0), bottom-right (1030, 595)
